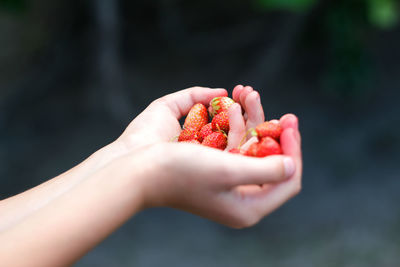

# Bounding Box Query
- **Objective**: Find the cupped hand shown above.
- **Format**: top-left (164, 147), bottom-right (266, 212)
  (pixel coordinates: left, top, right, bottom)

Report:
top-left (137, 135), bottom-right (301, 229)
top-left (113, 87), bottom-right (302, 228)
top-left (116, 87), bottom-right (227, 152)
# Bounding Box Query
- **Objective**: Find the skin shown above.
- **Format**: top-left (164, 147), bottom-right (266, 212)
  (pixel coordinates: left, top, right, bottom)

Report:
top-left (0, 86), bottom-right (302, 267)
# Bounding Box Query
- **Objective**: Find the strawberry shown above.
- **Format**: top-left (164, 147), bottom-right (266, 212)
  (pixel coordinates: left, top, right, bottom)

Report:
top-left (208, 97), bottom-right (235, 117)
top-left (202, 132), bottom-right (227, 150)
top-left (245, 143), bottom-right (259, 157)
top-left (211, 111), bottom-right (230, 133)
top-left (199, 123), bottom-right (213, 142)
top-left (178, 127), bottom-right (200, 142)
top-left (181, 139), bottom-right (201, 145)
top-left (257, 137), bottom-right (282, 156)
top-left (253, 121), bottom-right (283, 141)
top-left (228, 148), bottom-right (241, 154)
top-left (245, 137), bottom-right (282, 157)
top-left (184, 103), bottom-right (209, 131)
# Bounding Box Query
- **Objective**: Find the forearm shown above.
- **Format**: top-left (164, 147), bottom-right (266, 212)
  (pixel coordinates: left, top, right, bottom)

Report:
top-left (0, 141), bottom-right (128, 231)
top-left (0, 152), bottom-right (147, 267)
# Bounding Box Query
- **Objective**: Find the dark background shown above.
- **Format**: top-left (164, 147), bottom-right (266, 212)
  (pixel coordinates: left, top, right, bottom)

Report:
top-left (1, 0), bottom-right (400, 266)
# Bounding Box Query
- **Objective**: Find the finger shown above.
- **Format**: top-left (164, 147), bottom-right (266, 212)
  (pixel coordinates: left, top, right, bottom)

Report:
top-left (241, 127), bottom-right (302, 217)
top-left (280, 114), bottom-right (301, 147)
top-left (160, 87), bottom-right (228, 119)
top-left (280, 128), bottom-right (302, 160)
top-left (174, 143), bottom-right (295, 187)
top-left (227, 103), bottom-right (246, 150)
top-left (222, 154), bottom-right (296, 187)
top-left (244, 91), bottom-right (265, 130)
top-left (239, 86), bottom-right (254, 107)
top-left (280, 114), bottom-right (298, 130)
top-left (277, 128), bottom-right (302, 190)
top-left (232, 85), bottom-right (244, 102)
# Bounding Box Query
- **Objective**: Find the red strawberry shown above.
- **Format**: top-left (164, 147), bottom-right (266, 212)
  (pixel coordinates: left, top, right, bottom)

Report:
top-left (211, 111), bottom-right (229, 133)
top-left (257, 137), bottom-right (282, 156)
top-left (208, 97), bottom-right (235, 117)
top-left (184, 103), bottom-right (209, 131)
top-left (254, 121), bottom-right (283, 141)
top-left (245, 137), bottom-right (282, 157)
top-left (245, 143), bottom-right (259, 157)
top-left (228, 148), bottom-right (241, 154)
top-left (181, 139), bottom-right (201, 145)
top-left (202, 132), bottom-right (227, 150)
top-left (178, 127), bottom-right (200, 142)
top-left (199, 123), bottom-right (213, 142)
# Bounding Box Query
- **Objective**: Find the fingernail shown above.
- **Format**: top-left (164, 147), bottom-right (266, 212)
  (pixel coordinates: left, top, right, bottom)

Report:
top-left (284, 157), bottom-right (296, 178)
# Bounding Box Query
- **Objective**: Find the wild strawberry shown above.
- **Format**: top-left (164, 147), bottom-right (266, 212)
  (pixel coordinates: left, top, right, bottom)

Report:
top-left (245, 143), bottom-right (259, 157)
top-left (199, 123), bottom-right (213, 142)
top-left (202, 132), bottom-right (227, 150)
top-left (184, 103), bottom-right (209, 131)
top-left (245, 137), bottom-right (282, 157)
top-left (228, 148), bottom-right (241, 154)
top-left (257, 137), bottom-right (282, 156)
top-left (178, 127), bottom-right (200, 142)
top-left (253, 121), bottom-right (283, 141)
top-left (208, 96), bottom-right (235, 117)
top-left (211, 111), bottom-right (229, 133)
top-left (181, 139), bottom-right (201, 145)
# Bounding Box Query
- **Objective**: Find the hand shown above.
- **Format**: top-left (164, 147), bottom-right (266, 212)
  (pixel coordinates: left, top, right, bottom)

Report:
top-left (115, 86), bottom-right (228, 152)
top-left (0, 86), bottom-right (302, 266)
top-left (114, 87), bottom-right (302, 228)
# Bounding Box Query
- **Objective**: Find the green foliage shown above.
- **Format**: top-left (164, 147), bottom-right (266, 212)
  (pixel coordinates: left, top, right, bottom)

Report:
top-left (368, 0), bottom-right (399, 29)
top-left (255, 0), bottom-right (317, 12)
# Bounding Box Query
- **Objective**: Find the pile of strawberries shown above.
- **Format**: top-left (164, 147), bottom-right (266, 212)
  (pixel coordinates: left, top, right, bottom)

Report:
top-left (178, 96), bottom-right (283, 157)
top-left (178, 96), bottom-right (234, 150)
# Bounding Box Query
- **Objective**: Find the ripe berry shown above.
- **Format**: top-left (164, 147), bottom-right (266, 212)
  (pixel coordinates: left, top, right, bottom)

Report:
top-left (184, 103), bottom-right (209, 132)
top-left (181, 139), bottom-right (201, 145)
top-left (211, 111), bottom-right (229, 133)
top-left (245, 137), bottom-right (282, 157)
top-left (228, 148), bottom-right (241, 154)
top-left (199, 123), bottom-right (213, 142)
top-left (178, 127), bottom-right (200, 142)
top-left (254, 121), bottom-right (283, 141)
top-left (209, 96), bottom-right (235, 117)
top-left (202, 132), bottom-right (227, 150)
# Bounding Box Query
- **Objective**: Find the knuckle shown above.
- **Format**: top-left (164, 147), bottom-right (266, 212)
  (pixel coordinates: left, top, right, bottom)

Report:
top-left (151, 97), bottom-right (166, 107)
top-left (271, 157), bottom-right (286, 182)
top-left (266, 156), bottom-right (286, 182)
top-left (188, 86), bottom-right (205, 93)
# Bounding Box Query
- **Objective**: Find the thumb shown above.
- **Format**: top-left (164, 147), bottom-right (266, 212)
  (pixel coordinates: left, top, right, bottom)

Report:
top-left (159, 87), bottom-right (227, 119)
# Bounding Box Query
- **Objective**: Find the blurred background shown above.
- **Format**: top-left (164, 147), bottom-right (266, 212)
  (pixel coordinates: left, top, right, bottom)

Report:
top-left (1, 0), bottom-right (400, 266)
